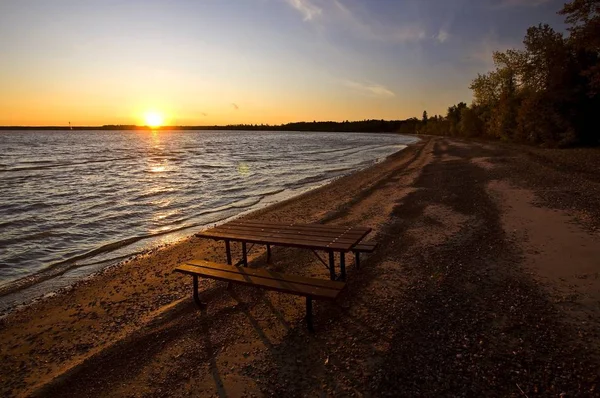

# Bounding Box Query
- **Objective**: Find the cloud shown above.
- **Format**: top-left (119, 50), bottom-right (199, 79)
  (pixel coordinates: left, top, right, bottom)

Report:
top-left (468, 33), bottom-right (520, 71)
top-left (282, 0), bottom-right (426, 43)
top-left (231, 103), bottom-right (239, 110)
top-left (201, 112), bottom-right (207, 117)
top-left (493, 0), bottom-right (551, 8)
top-left (332, 0), bottom-right (426, 43)
top-left (436, 29), bottom-right (450, 44)
top-left (285, 0), bottom-right (322, 21)
top-left (385, 25), bottom-right (427, 43)
top-left (343, 80), bottom-right (395, 98)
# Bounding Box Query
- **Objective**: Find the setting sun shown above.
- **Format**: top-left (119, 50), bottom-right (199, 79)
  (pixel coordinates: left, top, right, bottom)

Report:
top-left (144, 112), bottom-right (164, 128)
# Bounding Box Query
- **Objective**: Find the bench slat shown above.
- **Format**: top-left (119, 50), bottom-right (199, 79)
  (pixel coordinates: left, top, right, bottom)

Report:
top-left (197, 231), bottom-right (352, 251)
top-left (212, 224), bottom-right (366, 241)
top-left (227, 220), bottom-right (370, 235)
top-left (221, 223), bottom-right (370, 239)
top-left (175, 264), bottom-right (342, 300)
top-left (186, 260), bottom-right (346, 290)
top-left (353, 241), bottom-right (377, 253)
top-left (209, 226), bottom-right (361, 244)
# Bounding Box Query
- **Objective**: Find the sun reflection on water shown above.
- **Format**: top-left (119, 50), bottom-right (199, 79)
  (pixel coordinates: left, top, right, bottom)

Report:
top-left (149, 164), bottom-right (167, 173)
top-left (237, 162), bottom-right (250, 176)
top-left (141, 129), bottom-right (181, 237)
top-left (153, 209), bottom-right (178, 221)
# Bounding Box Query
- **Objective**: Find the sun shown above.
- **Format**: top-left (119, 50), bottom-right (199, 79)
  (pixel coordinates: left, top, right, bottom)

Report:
top-left (144, 111), bottom-right (164, 128)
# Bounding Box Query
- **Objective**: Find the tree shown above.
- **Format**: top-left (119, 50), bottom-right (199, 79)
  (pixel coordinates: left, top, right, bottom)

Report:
top-left (459, 106), bottom-right (483, 137)
top-left (518, 23), bottom-right (591, 145)
top-left (470, 72), bottom-right (501, 106)
top-left (408, 1), bottom-right (599, 146)
top-left (446, 102), bottom-right (467, 136)
top-left (560, 0), bottom-right (600, 95)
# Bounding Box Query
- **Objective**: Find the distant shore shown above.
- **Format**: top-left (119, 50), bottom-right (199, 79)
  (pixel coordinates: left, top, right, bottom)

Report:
top-left (0, 119), bottom-right (418, 133)
top-left (1, 137), bottom-right (599, 396)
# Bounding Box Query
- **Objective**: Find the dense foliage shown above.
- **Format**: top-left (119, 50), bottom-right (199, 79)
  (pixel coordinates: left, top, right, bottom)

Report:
top-left (417, 0), bottom-right (600, 146)
top-left (215, 119), bottom-right (417, 133)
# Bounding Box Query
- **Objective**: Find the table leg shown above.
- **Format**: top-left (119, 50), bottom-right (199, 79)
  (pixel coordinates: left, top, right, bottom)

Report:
top-left (241, 241), bottom-right (248, 267)
top-left (225, 240), bottom-right (232, 265)
top-left (192, 275), bottom-right (206, 308)
top-left (225, 240), bottom-right (233, 290)
top-left (340, 252), bottom-right (346, 280)
top-left (328, 250), bottom-right (336, 281)
top-left (193, 275), bottom-right (200, 304)
top-left (266, 244), bottom-right (271, 263)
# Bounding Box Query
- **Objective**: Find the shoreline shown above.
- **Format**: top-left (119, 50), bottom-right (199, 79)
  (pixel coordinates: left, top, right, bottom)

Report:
top-left (2, 137), bottom-right (599, 397)
top-left (0, 142), bottom-right (413, 317)
top-left (0, 139), bottom-right (426, 396)
top-left (0, 141), bottom-right (412, 313)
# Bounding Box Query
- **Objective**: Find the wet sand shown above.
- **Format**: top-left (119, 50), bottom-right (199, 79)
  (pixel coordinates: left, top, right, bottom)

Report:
top-left (1, 137), bottom-right (599, 397)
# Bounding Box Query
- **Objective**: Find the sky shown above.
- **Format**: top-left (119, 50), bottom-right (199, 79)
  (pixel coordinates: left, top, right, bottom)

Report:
top-left (0, 0), bottom-right (566, 126)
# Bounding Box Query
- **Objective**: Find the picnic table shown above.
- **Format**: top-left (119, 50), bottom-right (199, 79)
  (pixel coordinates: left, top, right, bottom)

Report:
top-left (195, 220), bottom-right (372, 280)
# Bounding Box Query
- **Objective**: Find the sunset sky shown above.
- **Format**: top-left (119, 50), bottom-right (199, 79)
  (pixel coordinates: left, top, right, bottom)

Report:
top-left (0, 0), bottom-right (564, 126)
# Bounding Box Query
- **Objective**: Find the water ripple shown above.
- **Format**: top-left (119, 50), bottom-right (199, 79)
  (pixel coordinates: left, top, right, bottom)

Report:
top-left (0, 130), bottom-right (417, 298)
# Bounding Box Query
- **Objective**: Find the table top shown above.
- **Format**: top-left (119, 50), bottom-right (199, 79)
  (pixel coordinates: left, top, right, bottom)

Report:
top-left (195, 220), bottom-right (371, 252)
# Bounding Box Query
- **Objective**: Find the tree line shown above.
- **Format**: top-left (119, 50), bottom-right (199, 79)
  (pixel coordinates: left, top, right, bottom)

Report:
top-left (416, 0), bottom-right (600, 147)
top-left (1, 119), bottom-right (413, 133)
top-left (216, 120), bottom-right (411, 133)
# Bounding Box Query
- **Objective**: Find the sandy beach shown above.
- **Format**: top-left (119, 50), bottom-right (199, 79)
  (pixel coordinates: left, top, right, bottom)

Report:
top-left (1, 136), bottom-right (599, 397)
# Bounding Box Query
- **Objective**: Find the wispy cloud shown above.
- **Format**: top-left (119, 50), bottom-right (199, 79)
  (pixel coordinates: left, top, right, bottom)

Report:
top-left (436, 29), bottom-right (450, 44)
top-left (493, 0), bottom-right (551, 8)
top-left (468, 32), bottom-right (520, 71)
top-left (285, 0), bottom-right (322, 21)
top-left (231, 103), bottom-right (239, 110)
top-left (384, 25), bottom-right (427, 43)
top-left (282, 0), bottom-right (427, 44)
top-left (332, 0), bottom-right (426, 43)
top-left (343, 80), bottom-right (395, 98)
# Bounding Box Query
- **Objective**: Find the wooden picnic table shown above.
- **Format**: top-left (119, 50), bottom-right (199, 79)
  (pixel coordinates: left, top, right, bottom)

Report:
top-left (195, 220), bottom-right (371, 280)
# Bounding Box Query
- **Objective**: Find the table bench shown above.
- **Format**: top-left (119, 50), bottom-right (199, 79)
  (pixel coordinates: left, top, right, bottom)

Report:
top-left (352, 241), bottom-right (378, 269)
top-left (174, 259), bottom-right (345, 331)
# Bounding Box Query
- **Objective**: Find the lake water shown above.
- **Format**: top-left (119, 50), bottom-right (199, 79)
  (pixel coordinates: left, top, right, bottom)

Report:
top-left (0, 130), bottom-right (417, 310)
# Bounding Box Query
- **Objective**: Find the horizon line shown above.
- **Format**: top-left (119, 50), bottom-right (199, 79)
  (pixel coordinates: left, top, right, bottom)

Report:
top-left (0, 118), bottom-right (420, 130)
